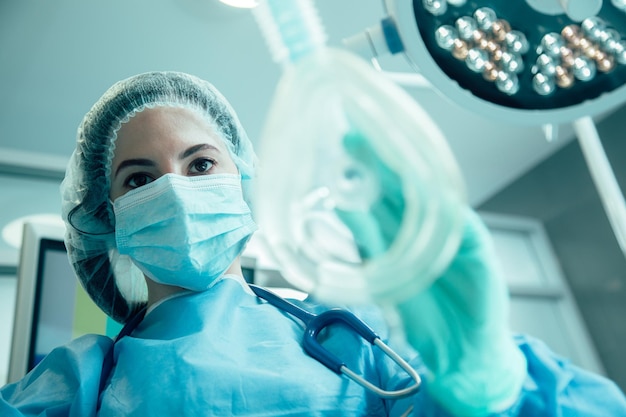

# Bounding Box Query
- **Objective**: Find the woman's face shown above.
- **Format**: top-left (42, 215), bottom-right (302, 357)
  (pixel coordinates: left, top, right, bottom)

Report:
top-left (109, 106), bottom-right (239, 201)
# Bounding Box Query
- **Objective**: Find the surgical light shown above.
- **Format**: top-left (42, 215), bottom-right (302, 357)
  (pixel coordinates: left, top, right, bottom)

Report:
top-left (341, 0), bottom-right (626, 125)
top-left (343, 1), bottom-right (626, 257)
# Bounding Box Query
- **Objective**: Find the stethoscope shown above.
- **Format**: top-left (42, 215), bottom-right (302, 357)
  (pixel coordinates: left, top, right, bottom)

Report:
top-left (99, 285), bottom-right (421, 403)
top-left (249, 284), bottom-right (421, 400)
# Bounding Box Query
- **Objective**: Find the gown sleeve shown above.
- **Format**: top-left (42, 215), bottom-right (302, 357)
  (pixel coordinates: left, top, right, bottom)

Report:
top-left (0, 334), bottom-right (113, 417)
top-left (400, 334), bottom-right (626, 417)
top-left (509, 334), bottom-right (626, 416)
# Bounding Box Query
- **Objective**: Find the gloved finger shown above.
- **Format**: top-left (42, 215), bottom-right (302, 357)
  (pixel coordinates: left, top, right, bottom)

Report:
top-left (334, 209), bottom-right (387, 259)
top-left (371, 193), bottom-right (405, 246)
top-left (339, 130), bottom-right (406, 258)
top-left (342, 130), bottom-right (404, 203)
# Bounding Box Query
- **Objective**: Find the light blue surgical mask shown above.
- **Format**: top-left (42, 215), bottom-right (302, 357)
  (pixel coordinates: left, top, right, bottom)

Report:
top-left (113, 173), bottom-right (258, 291)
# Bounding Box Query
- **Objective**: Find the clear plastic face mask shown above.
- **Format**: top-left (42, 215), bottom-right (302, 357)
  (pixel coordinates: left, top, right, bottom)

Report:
top-left (254, 50), bottom-right (466, 306)
top-left (252, 0), bottom-right (466, 306)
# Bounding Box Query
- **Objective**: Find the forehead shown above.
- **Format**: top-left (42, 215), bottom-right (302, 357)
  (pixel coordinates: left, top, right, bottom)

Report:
top-left (113, 106), bottom-right (227, 155)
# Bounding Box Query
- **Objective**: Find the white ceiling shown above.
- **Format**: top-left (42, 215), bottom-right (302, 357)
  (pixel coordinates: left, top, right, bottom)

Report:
top-left (0, 0), bottom-right (621, 238)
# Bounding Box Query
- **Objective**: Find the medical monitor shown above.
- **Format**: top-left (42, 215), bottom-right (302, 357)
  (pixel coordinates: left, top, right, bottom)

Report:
top-left (7, 222), bottom-right (123, 383)
top-left (7, 221), bottom-right (258, 383)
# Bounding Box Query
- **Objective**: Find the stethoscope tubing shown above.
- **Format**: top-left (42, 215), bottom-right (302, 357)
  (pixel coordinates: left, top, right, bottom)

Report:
top-left (249, 284), bottom-right (421, 399)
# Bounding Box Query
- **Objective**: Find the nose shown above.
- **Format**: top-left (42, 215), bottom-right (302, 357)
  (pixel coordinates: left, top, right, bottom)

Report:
top-left (157, 160), bottom-right (184, 177)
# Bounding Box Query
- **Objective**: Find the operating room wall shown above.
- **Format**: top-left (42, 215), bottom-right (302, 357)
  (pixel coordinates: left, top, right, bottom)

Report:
top-left (479, 102), bottom-right (626, 393)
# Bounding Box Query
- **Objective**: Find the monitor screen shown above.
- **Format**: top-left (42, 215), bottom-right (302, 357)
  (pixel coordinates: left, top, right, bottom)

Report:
top-left (30, 238), bottom-right (125, 366)
top-left (8, 222), bottom-right (123, 383)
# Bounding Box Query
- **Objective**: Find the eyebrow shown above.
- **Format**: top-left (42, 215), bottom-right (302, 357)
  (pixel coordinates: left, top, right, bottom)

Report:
top-left (179, 143), bottom-right (220, 160)
top-left (114, 143), bottom-right (222, 178)
top-left (114, 158), bottom-right (155, 178)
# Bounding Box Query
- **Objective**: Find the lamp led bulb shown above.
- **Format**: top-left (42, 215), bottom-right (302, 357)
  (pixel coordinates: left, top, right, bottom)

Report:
top-left (491, 19), bottom-right (511, 42)
top-left (484, 39), bottom-right (501, 56)
top-left (455, 16), bottom-right (478, 41)
top-left (554, 65), bottom-right (575, 88)
top-left (602, 29), bottom-right (622, 51)
top-left (473, 7), bottom-right (497, 31)
top-left (452, 38), bottom-right (470, 59)
top-left (501, 51), bottom-right (524, 73)
top-left (532, 72), bottom-right (556, 95)
top-left (505, 30), bottom-right (530, 54)
top-left (423, 0), bottom-right (448, 16)
top-left (596, 54), bottom-right (616, 72)
top-left (466, 48), bottom-right (489, 72)
top-left (482, 61), bottom-right (499, 81)
top-left (495, 71), bottom-right (519, 95)
top-left (559, 46), bottom-right (576, 67)
top-left (435, 25), bottom-right (459, 50)
top-left (615, 42), bottom-right (626, 64)
top-left (536, 54), bottom-right (558, 76)
top-left (572, 55), bottom-right (597, 81)
top-left (581, 17), bottom-right (607, 41)
top-left (582, 44), bottom-right (600, 61)
top-left (540, 33), bottom-right (565, 57)
top-left (561, 25), bottom-right (581, 44)
top-left (578, 36), bottom-right (593, 51)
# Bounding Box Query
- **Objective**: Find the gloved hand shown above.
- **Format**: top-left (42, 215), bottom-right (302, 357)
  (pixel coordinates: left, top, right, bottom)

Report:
top-left (336, 131), bottom-right (527, 416)
top-left (396, 209), bottom-right (527, 416)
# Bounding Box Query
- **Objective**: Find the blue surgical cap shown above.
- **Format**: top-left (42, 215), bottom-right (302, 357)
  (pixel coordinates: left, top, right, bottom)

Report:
top-left (60, 71), bottom-right (257, 324)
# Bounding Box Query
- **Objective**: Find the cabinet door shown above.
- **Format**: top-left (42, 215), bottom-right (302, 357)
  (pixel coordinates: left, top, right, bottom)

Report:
top-left (0, 275), bottom-right (17, 385)
top-left (480, 211), bottom-right (604, 375)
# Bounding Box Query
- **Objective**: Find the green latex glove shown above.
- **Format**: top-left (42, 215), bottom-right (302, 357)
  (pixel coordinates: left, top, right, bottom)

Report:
top-left (336, 132), bottom-right (527, 416)
top-left (396, 209), bottom-right (527, 416)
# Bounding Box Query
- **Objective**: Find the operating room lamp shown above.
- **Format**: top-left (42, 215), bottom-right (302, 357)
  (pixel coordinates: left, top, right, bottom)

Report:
top-left (344, 0), bottom-right (626, 257)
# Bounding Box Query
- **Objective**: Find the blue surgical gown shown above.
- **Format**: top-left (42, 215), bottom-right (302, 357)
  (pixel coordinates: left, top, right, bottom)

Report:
top-left (2, 276), bottom-right (625, 416)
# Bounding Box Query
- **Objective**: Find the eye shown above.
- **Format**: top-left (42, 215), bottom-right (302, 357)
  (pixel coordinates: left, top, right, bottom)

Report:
top-left (126, 173), bottom-right (154, 189)
top-left (189, 158), bottom-right (215, 175)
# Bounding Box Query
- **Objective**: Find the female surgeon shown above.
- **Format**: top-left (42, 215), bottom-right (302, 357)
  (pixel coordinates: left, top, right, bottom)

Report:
top-left (1, 71), bottom-right (625, 417)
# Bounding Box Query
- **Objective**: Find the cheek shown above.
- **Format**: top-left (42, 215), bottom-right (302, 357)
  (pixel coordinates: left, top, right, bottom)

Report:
top-left (109, 180), bottom-right (124, 202)
top-left (228, 158), bottom-right (240, 174)
top-left (221, 152), bottom-right (240, 175)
